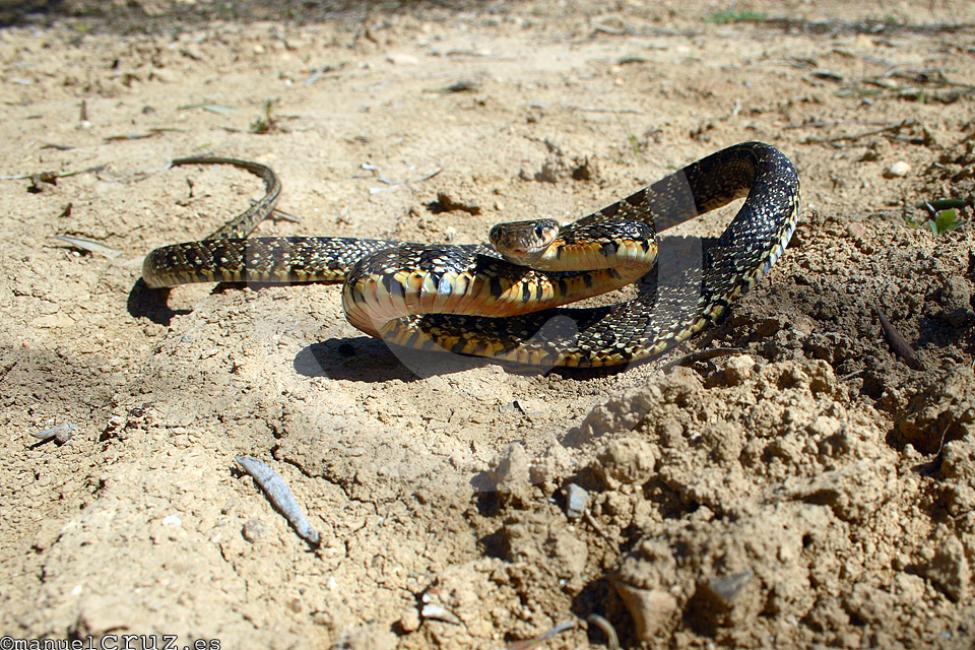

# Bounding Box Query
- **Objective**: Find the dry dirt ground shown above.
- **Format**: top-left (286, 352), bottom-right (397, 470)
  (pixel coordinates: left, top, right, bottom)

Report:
top-left (2, 1), bottom-right (975, 648)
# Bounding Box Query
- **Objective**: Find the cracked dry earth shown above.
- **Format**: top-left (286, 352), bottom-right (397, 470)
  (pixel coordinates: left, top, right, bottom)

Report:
top-left (2, 1), bottom-right (975, 648)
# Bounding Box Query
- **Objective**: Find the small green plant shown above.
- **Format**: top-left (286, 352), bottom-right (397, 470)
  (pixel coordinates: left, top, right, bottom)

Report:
top-left (929, 207), bottom-right (961, 233)
top-left (627, 133), bottom-right (645, 160)
top-left (907, 200), bottom-right (965, 234)
top-left (706, 10), bottom-right (768, 25)
top-left (249, 99), bottom-right (277, 134)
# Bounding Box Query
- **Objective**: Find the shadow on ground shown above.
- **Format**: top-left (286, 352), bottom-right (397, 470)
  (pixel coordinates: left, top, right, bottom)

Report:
top-left (0, 0), bottom-right (505, 32)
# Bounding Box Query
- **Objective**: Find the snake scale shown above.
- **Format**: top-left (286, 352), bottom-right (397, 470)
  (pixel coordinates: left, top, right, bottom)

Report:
top-left (143, 142), bottom-right (800, 368)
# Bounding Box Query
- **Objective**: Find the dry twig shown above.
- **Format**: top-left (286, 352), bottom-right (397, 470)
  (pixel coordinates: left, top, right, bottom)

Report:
top-left (874, 304), bottom-right (924, 370)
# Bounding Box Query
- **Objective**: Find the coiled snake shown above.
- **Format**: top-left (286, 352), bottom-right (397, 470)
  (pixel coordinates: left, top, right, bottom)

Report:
top-left (143, 142), bottom-right (800, 368)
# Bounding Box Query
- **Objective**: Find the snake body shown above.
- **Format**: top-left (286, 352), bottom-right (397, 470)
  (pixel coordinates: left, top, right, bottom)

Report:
top-left (143, 142), bottom-right (800, 368)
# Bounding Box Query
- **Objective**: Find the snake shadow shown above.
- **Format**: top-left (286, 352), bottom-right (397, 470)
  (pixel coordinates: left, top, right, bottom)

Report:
top-left (126, 279), bottom-right (188, 325)
top-left (127, 279), bottom-right (293, 326)
top-left (294, 337), bottom-right (494, 382)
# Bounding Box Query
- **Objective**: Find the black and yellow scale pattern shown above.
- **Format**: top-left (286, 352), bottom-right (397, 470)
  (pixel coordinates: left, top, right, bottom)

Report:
top-left (143, 142), bottom-right (800, 368)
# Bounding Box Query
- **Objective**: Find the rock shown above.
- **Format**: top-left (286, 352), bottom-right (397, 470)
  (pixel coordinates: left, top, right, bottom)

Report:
top-left (491, 443), bottom-right (533, 507)
top-left (723, 354), bottom-right (756, 385)
top-left (398, 607), bottom-right (421, 633)
top-left (242, 518), bottom-right (266, 542)
top-left (687, 570), bottom-right (757, 633)
top-left (706, 570), bottom-right (754, 605)
top-left (612, 583), bottom-right (679, 641)
top-left (387, 52), bottom-right (419, 65)
top-left (884, 161), bottom-right (910, 178)
top-left (421, 603), bottom-right (462, 625)
top-left (564, 483), bottom-right (588, 519)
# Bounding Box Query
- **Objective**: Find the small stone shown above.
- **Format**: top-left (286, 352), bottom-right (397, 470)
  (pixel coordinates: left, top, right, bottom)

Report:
top-left (723, 354), bottom-right (755, 385)
top-left (706, 570), bottom-right (753, 605)
top-left (420, 603), bottom-right (461, 625)
top-left (884, 161), bottom-right (910, 178)
top-left (564, 483), bottom-right (588, 519)
top-left (387, 53), bottom-right (419, 65)
top-left (242, 518), bottom-right (266, 542)
top-left (398, 608), bottom-right (421, 632)
top-left (491, 443), bottom-right (533, 506)
top-left (613, 583), bottom-right (679, 641)
top-left (512, 398), bottom-right (546, 417)
top-left (688, 570), bottom-right (759, 633)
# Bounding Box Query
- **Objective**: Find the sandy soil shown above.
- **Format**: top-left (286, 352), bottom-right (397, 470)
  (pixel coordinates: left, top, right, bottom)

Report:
top-left (2, 1), bottom-right (974, 647)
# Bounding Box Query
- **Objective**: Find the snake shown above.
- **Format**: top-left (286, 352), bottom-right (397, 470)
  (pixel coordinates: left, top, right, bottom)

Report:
top-left (142, 142), bottom-right (800, 368)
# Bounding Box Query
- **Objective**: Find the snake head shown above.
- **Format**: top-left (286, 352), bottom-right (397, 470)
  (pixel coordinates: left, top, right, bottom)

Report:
top-left (489, 218), bottom-right (560, 265)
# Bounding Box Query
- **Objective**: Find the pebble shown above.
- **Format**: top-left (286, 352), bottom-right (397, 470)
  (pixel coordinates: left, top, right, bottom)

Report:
top-left (387, 53), bottom-right (419, 65)
top-left (420, 603), bottom-right (461, 625)
top-left (884, 161), bottom-right (910, 178)
top-left (613, 583), bottom-right (679, 641)
top-left (398, 608), bottom-right (421, 633)
top-left (565, 483), bottom-right (589, 519)
top-left (705, 570), bottom-right (753, 606)
top-left (723, 354), bottom-right (755, 385)
top-left (242, 518), bottom-right (266, 542)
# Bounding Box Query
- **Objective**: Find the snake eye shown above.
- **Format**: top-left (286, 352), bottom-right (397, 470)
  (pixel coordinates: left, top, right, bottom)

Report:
top-left (534, 224), bottom-right (546, 239)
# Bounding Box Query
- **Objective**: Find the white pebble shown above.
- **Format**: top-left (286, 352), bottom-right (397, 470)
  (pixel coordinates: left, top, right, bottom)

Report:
top-left (885, 161), bottom-right (910, 178)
